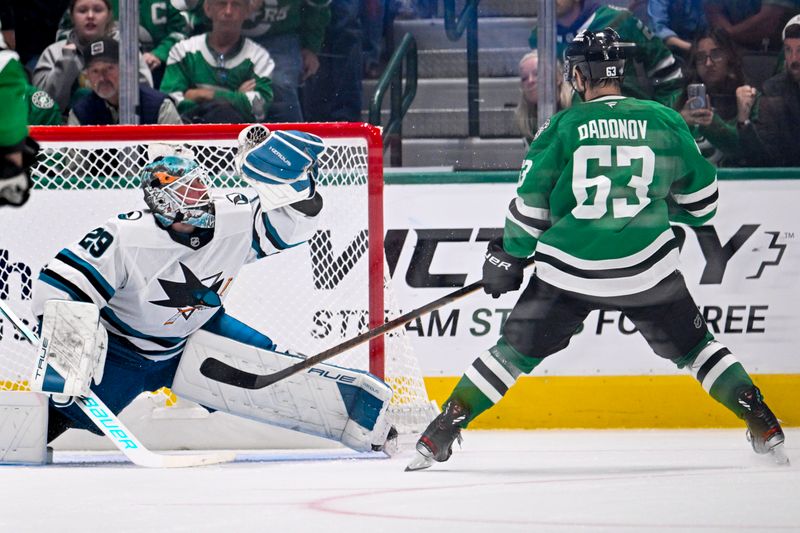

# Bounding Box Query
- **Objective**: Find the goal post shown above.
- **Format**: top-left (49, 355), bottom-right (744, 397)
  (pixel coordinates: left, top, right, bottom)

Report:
top-left (0, 122), bottom-right (435, 443)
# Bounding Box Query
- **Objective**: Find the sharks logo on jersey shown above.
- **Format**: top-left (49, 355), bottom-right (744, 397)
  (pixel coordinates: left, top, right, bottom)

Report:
top-left (150, 262), bottom-right (232, 324)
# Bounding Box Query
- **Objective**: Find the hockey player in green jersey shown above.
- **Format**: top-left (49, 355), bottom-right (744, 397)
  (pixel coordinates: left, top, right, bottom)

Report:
top-left (407, 28), bottom-right (787, 471)
top-left (0, 30), bottom-right (39, 207)
top-left (529, 0), bottom-right (683, 108)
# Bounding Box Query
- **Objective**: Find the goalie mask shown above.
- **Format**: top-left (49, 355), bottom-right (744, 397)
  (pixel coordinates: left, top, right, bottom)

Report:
top-left (141, 155), bottom-right (215, 229)
top-left (564, 28), bottom-right (635, 88)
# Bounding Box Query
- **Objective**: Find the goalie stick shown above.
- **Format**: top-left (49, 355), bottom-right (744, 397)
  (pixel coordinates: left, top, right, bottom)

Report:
top-left (199, 258), bottom-right (536, 389)
top-left (0, 299), bottom-right (236, 468)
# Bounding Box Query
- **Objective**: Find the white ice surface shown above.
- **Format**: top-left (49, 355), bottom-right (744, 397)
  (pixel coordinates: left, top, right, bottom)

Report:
top-left (1, 429), bottom-right (798, 533)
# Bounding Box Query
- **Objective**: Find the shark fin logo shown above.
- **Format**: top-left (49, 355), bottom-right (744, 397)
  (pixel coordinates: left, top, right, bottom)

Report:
top-left (150, 263), bottom-right (231, 324)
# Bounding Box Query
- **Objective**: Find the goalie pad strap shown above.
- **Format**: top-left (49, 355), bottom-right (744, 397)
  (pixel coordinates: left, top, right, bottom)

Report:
top-left (173, 330), bottom-right (393, 452)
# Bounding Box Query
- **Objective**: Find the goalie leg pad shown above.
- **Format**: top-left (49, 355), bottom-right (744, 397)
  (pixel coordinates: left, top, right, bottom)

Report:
top-left (173, 330), bottom-right (393, 452)
top-left (0, 391), bottom-right (48, 465)
top-left (34, 300), bottom-right (108, 398)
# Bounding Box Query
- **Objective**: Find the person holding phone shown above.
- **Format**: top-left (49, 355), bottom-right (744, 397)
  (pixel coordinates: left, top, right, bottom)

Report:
top-left (678, 28), bottom-right (760, 166)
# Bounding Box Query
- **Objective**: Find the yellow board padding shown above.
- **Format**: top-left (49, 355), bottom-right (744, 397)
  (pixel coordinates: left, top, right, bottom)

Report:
top-left (423, 374), bottom-right (799, 429)
top-left (0, 381), bottom-right (30, 392)
top-left (152, 387), bottom-right (179, 407)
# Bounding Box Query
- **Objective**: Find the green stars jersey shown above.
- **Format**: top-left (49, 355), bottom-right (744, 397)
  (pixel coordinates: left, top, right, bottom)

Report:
top-left (530, 5), bottom-right (684, 108)
top-left (241, 0), bottom-right (332, 54)
top-left (139, 0), bottom-right (192, 62)
top-left (503, 95), bottom-right (717, 297)
top-left (57, 1), bottom-right (190, 62)
top-left (0, 52), bottom-right (28, 148)
top-left (160, 34), bottom-right (274, 122)
top-left (26, 84), bottom-right (62, 126)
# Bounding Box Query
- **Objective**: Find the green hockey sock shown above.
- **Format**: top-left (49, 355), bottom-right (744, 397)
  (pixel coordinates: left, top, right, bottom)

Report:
top-left (448, 340), bottom-right (544, 425)
top-left (685, 340), bottom-right (753, 418)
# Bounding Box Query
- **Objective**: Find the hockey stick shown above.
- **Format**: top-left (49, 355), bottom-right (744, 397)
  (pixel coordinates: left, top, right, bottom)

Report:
top-left (200, 259), bottom-right (535, 389)
top-left (0, 299), bottom-right (235, 468)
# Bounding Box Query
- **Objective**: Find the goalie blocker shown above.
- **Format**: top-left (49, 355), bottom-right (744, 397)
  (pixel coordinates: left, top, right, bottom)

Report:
top-left (173, 330), bottom-right (396, 453)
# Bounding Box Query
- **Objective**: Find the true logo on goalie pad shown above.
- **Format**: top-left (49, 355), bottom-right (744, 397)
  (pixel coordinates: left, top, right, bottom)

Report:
top-left (34, 338), bottom-right (48, 384)
top-left (307, 367), bottom-right (357, 383)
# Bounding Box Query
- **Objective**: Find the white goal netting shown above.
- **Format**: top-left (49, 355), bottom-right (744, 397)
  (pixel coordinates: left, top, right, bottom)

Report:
top-left (0, 123), bottom-right (435, 445)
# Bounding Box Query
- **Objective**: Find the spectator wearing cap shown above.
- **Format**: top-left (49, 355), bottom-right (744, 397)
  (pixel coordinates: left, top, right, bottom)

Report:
top-left (67, 38), bottom-right (181, 125)
top-left (54, 0), bottom-right (191, 88)
top-left (32, 0), bottom-right (153, 114)
top-left (744, 15), bottom-right (800, 165)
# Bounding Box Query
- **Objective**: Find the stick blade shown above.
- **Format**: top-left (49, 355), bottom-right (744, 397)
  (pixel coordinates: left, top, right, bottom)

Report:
top-left (133, 450), bottom-right (237, 468)
top-left (199, 357), bottom-right (299, 390)
top-left (199, 357), bottom-right (261, 389)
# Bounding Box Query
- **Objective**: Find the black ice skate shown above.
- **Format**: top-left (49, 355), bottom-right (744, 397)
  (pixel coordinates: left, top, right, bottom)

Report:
top-left (738, 386), bottom-right (789, 465)
top-left (405, 401), bottom-right (467, 471)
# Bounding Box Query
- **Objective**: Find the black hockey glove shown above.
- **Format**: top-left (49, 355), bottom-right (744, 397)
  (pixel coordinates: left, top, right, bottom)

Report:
top-left (482, 237), bottom-right (525, 298)
top-left (0, 137), bottom-right (40, 208)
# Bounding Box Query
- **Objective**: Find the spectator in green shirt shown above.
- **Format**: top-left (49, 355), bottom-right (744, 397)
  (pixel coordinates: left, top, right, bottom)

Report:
top-left (160, 0), bottom-right (274, 123)
top-left (529, 0), bottom-right (684, 108)
top-left (26, 84), bottom-right (62, 126)
top-left (241, 0), bottom-right (330, 121)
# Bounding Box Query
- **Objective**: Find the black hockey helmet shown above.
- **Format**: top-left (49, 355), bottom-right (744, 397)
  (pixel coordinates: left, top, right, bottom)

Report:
top-left (564, 28), bottom-right (635, 84)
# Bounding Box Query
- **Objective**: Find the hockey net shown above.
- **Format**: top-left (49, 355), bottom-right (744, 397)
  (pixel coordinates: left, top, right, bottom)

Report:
top-left (0, 122), bottom-right (435, 445)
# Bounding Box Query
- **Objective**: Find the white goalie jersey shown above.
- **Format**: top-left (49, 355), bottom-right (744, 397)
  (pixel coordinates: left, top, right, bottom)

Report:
top-left (32, 193), bottom-right (321, 360)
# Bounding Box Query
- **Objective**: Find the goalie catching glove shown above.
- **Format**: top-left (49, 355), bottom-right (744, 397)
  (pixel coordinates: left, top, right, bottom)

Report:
top-left (482, 237), bottom-right (527, 298)
top-left (32, 300), bottom-right (108, 399)
top-left (236, 126), bottom-right (327, 211)
top-left (0, 137), bottom-right (39, 207)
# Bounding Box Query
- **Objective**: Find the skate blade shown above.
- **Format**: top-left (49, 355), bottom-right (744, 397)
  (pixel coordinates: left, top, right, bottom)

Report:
top-left (770, 443), bottom-right (790, 466)
top-left (405, 450), bottom-right (434, 472)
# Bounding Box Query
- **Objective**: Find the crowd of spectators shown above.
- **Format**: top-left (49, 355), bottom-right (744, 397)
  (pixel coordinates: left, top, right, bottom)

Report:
top-left (1, 0), bottom-right (798, 169)
top-left (518, 0), bottom-right (800, 168)
top-left (0, 0), bottom-right (399, 128)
